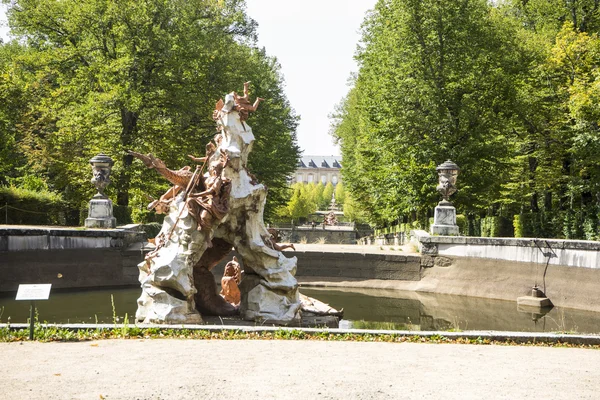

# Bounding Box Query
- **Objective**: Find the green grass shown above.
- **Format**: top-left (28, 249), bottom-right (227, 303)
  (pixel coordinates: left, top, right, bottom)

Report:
top-left (0, 325), bottom-right (599, 349)
top-left (0, 300), bottom-right (596, 348)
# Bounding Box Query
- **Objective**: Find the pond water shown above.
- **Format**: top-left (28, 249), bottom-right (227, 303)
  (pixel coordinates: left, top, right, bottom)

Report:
top-left (0, 286), bottom-right (598, 334)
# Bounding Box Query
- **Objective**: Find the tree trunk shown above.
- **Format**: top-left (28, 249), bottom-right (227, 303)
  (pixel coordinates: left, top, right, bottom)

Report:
top-left (544, 191), bottom-right (552, 211)
top-left (559, 157), bottom-right (571, 211)
top-left (117, 108), bottom-right (138, 207)
top-left (528, 156), bottom-right (539, 212)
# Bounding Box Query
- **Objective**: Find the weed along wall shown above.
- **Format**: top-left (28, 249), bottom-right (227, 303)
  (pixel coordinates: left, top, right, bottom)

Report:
top-left (416, 234), bottom-right (600, 313)
top-left (0, 226), bottom-right (146, 293)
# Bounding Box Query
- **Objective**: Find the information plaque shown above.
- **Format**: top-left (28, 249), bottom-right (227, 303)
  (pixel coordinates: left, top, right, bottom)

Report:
top-left (15, 284), bottom-right (52, 301)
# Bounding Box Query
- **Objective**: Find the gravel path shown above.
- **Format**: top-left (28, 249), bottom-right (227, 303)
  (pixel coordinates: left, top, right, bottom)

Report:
top-left (2, 339), bottom-right (599, 399)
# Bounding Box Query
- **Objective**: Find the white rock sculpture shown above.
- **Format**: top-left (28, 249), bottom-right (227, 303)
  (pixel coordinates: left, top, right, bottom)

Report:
top-left (134, 84), bottom-right (302, 324)
top-left (211, 110), bottom-right (301, 323)
top-left (136, 197), bottom-right (206, 324)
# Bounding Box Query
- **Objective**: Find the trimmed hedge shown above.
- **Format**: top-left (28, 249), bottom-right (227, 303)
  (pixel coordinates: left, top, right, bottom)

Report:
top-left (139, 222), bottom-right (162, 239)
top-left (131, 207), bottom-right (165, 224)
top-left (0, 186), bottom-right (65, 225)
top-left (514, 211), bottom-right (599, 240)
top-left (480, 216), bottom-right (514, 238)
top-left (456, 214), bottom-right (467, 235)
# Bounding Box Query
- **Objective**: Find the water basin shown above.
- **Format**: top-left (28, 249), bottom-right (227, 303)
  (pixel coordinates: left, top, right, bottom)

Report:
top-left (0, 286), bottom-right (597, 334)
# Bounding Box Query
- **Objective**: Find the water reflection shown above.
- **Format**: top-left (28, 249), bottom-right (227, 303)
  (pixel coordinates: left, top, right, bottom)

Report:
top-left (0, 287), bottom-right (138, 324)
top-left (0, 286), bottom-right (598, 334)
top-left (300, 287), bottom-right (600, 334)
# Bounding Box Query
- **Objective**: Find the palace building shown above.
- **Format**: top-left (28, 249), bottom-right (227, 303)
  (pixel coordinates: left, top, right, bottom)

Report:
top-left (292, 156), bottom-right (342, 186)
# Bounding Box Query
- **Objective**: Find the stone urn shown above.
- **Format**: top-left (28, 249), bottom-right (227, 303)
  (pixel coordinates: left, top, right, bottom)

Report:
top-left (431, 160), bottom-right (460, 236)
top-left (85, 153), bottom-right (117, 228)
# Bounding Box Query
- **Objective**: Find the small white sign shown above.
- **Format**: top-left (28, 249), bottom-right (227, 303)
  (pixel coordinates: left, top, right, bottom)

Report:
top-left (16, 284), bottom-right (52, 301)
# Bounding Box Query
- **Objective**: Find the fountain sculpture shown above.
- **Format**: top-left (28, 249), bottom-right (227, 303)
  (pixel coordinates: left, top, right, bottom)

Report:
top-left (131, 83), bottom-right (338, 325)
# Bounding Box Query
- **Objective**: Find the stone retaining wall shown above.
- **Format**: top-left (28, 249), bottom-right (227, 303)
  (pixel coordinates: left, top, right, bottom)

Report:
top-left (357, 233), bottom-right (407, 246)
top-left (289, 250), bottom-right (421, 281)
top-left (411, 233), bottom-right (600, 312)
top-left (0, 226), bottom-right (145, 251)
top-left (419, 235), bottom-right (600, 269)
top-left (0, 226), bottom-right (146, 292)
top-left (276, 227), bottom-right (358, 244)
top-left (211, 249), bottom-right (421, 283)
top-left (5, 224), bottom-right (600, 313)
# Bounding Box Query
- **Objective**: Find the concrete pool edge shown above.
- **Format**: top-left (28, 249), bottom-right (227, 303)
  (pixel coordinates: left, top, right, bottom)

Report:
top-left (3, 323), bottom-right (600, 345)
top-left (4, 225), bottom-right (600, 315)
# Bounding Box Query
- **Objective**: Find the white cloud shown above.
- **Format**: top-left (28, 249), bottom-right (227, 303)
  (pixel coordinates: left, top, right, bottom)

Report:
top-left (0, 4), bottom-right (9, 42)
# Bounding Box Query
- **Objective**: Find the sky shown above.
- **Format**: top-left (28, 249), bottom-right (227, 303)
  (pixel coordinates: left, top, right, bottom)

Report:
top-left (0, 5), bottom-right (7, 43)
top-left (0, 1), bottom-right (378, 157)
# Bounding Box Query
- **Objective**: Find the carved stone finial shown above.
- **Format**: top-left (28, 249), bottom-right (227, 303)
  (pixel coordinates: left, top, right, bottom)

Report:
top-left (89, 153), bottom-right (114, 199)
top-left (85, 153), bottom-right (116, 229)
top-left (435, 160), bottom-right (460, 205)
top-left (431, 160), bottom-right (460, 236)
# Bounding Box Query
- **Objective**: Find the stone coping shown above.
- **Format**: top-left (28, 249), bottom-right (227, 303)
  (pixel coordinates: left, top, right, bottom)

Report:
top-left (294, 226), bottom-right (356, 232)
top-left (3, 323), bottom-right (600, 345)
top-left (420, 235), bottom-right (600, 251)
top-left (289, 243), bottom-right (418, 255)
top-left (0, 225), bottom-right (143, 238)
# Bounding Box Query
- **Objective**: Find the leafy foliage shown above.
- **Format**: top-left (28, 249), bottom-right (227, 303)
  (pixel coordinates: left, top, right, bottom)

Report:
top-left (0, 0), bottom-right (299, 222)
top-left (334, 182), bottom-right (346, 208)
top-left (278, 182), bottom-right (317, 220)
top-left (276, 181), bottom-right (348, 221)
top-left (333, 0), bottom-right (526, 225)
top-left (0, 185), bottom-right (64, 225)
top-left (332, 0), bottom-right (600, 239)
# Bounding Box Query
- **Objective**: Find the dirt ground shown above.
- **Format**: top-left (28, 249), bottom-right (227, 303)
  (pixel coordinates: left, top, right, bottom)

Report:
top-left (2, 339), bottom-right (600, 400)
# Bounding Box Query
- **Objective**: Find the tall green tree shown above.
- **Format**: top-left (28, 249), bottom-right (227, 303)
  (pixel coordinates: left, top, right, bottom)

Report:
top-left (311, 182), bottom-right (326, 210)
top-left (506, 0), bottom-right (600, 34)
top-left (0, 41), bottom-right (28, 185)
top-left (282, 182), bottom-right (316, 220)
top-left (333, 0), bottom-right (528, 225)
top-left (343, 192), bottom-right (366, 222)
top-left (322, 182), bottom-right (334, 210)
top-left (334, 182), bottom-right (346, 208)
top-left (512, 23), bottom-right (600, 238)
top-left (2, 0), bottom-right (299, 220)
top-left (500, 1), bottom-right (600, 238)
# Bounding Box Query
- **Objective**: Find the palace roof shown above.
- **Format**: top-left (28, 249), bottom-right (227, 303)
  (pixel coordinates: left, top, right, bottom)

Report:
top-left (297, 156), bottom-right (342, 169)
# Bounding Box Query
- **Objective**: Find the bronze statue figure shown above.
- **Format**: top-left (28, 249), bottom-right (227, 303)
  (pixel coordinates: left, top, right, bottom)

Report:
top-left (220, 257), bottom-right (242, 306)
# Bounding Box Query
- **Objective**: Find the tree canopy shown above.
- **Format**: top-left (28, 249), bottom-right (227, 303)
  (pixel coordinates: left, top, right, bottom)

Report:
top-left (332, 0), bottom-right (600, 239)
top-left (0, 0), bottom-right (300, 222)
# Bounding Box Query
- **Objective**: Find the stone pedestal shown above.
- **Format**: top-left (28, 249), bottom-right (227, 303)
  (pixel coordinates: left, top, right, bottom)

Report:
top-left (517, 287), bottom-right (553, 310)
top-left (85, 198), bottom-right (116, 229)
top-left (517, 295), bottom-right (553, 309)
top-left (430, 204), bottom-right (459, 236)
